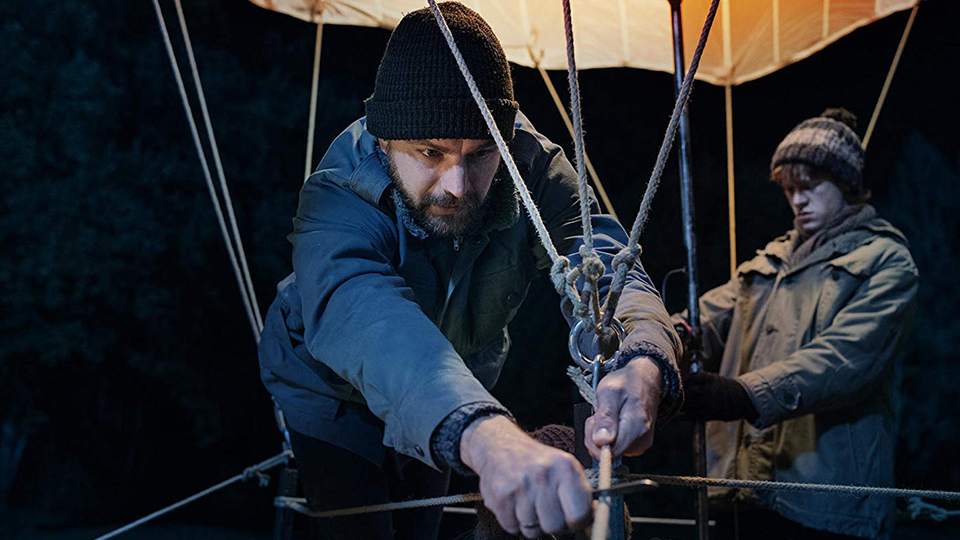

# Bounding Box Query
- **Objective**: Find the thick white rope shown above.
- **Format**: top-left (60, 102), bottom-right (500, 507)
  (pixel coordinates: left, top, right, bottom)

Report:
top-left (151, 0), bottom-right (261, 343)
top-left (427, 0), bottom-right (594, 312)
top-left (172, 0), bottom-right (263, 333)
top-left (561, 0), bottom-right (594, 258)
top-left (426, 0), bottom-right (562, 271)
top-left (561, 0), bottom-right (604, 328)
top-left (93, 451), bottom-right (292, 540)
top-left (158, 0), bottom-right (292, 480)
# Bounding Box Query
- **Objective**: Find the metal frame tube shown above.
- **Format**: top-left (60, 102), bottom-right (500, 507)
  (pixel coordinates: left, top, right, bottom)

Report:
top-left (668, 2), bottom-right (708, 539)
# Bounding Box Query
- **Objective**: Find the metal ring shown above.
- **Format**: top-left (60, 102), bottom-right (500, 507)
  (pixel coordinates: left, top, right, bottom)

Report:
top-left (568, 318), bottom-right (626, 372)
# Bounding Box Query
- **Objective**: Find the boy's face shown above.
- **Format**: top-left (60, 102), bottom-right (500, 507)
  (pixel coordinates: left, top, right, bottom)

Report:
top-left (780, 173), bottom-right (848, 236)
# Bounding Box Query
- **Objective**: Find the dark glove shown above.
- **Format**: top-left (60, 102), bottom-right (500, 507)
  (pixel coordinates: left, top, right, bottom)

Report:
top-left (681, 371), bottom-right (759, 423)
top-left (673, 320), bottom-right (693, 347)
top-left (672, 320), bottom-right (699, 373)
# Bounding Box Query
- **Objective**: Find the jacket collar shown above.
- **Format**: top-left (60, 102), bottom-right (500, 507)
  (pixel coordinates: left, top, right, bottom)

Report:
top-left (757, 218), bottom-right (909, 277)
top-left (346, 120), bottom-right (393, 208)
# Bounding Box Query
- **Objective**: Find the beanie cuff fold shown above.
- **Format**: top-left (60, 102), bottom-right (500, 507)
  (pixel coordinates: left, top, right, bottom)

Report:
top-left (366, 97), bottom-right (518, 141)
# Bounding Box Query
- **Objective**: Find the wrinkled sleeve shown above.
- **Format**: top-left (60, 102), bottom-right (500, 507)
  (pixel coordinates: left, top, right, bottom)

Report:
top-left (522, 137), bottom-right (684, 423)
top-left (292, 173), bottom-right (504, 470)
top-left (738, 263), bottom-right (918, 428)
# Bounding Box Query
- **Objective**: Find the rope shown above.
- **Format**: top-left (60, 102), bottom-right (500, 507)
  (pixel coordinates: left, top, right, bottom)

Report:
top-left (151, 0), bottom-right (262, 343)
top-left (305, 21), bottom-right (324, 179)
top-left (600, 0), bottom-right (720, 330)
top-left (274, 474), bottom-right (960, 522)
top-left (561, 0), bottom-right (593, 258)
top-left (430, 0), bottom-right (720, 333)
top-left (531, 53), bottom-right (618, 221)
top-left (159, 0), bottom-right (291, 481)
top-left (561, 0), bottom-right (604, 328)
top-left (863, 2), bottom-right (919, 149)
top-left (275, 493), bottom-right (483, 518)
top-left (93, 451), bottom-right (292, 540)
top-left (172, 0), bottom-right (264, 334)
top-left (906, 497), bottom-right (960, 521)
top-left (426, 0), bottom-right (563, 272)
top-left (428, 0), bottom-right (601, 321)
top-left (642, 475), bottom-right (960, 502)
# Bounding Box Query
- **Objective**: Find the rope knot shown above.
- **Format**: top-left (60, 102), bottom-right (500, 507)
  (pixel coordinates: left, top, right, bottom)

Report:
top-left (243, 466), bottom-right (271, 487)
top-left (612, 244), bottom-right (642, 271)
top-left (550, 256), bottom-right (571, 296)
top-left (579, 248), bottom-right (605, 282)
top-left (585, 461), bottom-right (629, 489)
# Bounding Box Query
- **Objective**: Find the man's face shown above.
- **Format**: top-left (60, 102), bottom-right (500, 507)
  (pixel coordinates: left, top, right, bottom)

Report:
top-left (780, 174), bottom-right (848, 236)
top-left (380, 138), bottom-right (501, 238)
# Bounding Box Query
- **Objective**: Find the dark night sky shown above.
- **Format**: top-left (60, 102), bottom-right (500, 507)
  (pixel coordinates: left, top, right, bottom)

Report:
top-left (1, 0), bottom-right (959, 538)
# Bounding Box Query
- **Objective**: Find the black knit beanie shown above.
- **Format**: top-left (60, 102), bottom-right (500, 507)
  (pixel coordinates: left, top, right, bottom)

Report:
top-left (770, 108), bottom-right (865, 190)
top-left (365, 2), bottom-right (518, 141)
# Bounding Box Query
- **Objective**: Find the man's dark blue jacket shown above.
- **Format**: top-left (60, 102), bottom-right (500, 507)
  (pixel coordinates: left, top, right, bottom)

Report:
top-left (259, 112), bottom-right (682, 470)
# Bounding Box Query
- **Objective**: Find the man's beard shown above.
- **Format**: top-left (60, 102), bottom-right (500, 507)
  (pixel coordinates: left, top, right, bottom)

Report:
top-left (385, 152), bottom-right (494, 238)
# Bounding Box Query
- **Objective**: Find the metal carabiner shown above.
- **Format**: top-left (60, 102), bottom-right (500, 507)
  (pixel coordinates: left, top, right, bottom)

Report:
top-left (567, 318), bottom-right (626, 373)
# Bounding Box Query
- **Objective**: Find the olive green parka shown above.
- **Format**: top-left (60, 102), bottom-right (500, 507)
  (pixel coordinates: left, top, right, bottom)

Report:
top-left (694, 218), bottom-right (917, 539)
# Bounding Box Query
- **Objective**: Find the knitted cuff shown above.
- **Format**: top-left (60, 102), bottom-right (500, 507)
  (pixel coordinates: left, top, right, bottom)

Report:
top-left (430, 402), bottom-right (514, 475)
top-left (614, 342), bottom-right (683, 427)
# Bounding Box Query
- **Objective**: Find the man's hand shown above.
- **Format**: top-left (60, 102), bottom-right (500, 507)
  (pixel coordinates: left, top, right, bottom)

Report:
top-left (584, 357), bottom-right (661, 458)
top-left (460, 415), bottom-right (593, 538)
top-left (681, 371), bottom-right (758, 423)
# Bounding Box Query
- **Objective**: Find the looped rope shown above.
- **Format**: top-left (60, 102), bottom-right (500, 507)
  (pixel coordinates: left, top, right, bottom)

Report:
top-left (585, 459), bottom-right (630, 489)
top-left (577, 247), bottom-right (606, 325)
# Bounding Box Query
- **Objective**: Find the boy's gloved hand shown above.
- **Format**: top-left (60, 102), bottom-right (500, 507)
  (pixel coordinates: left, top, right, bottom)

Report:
top-left (681, 371), bottom-right (758, 423)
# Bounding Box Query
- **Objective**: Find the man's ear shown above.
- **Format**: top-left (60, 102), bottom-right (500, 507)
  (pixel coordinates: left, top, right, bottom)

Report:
top-left (378, 139), bottom-right (390, 154)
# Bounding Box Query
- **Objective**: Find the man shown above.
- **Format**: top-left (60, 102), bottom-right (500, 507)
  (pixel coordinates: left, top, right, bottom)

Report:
top-left (258, 3), bottom-right (682, 539)
top-left (676, 108), bottom-right (918, 540)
